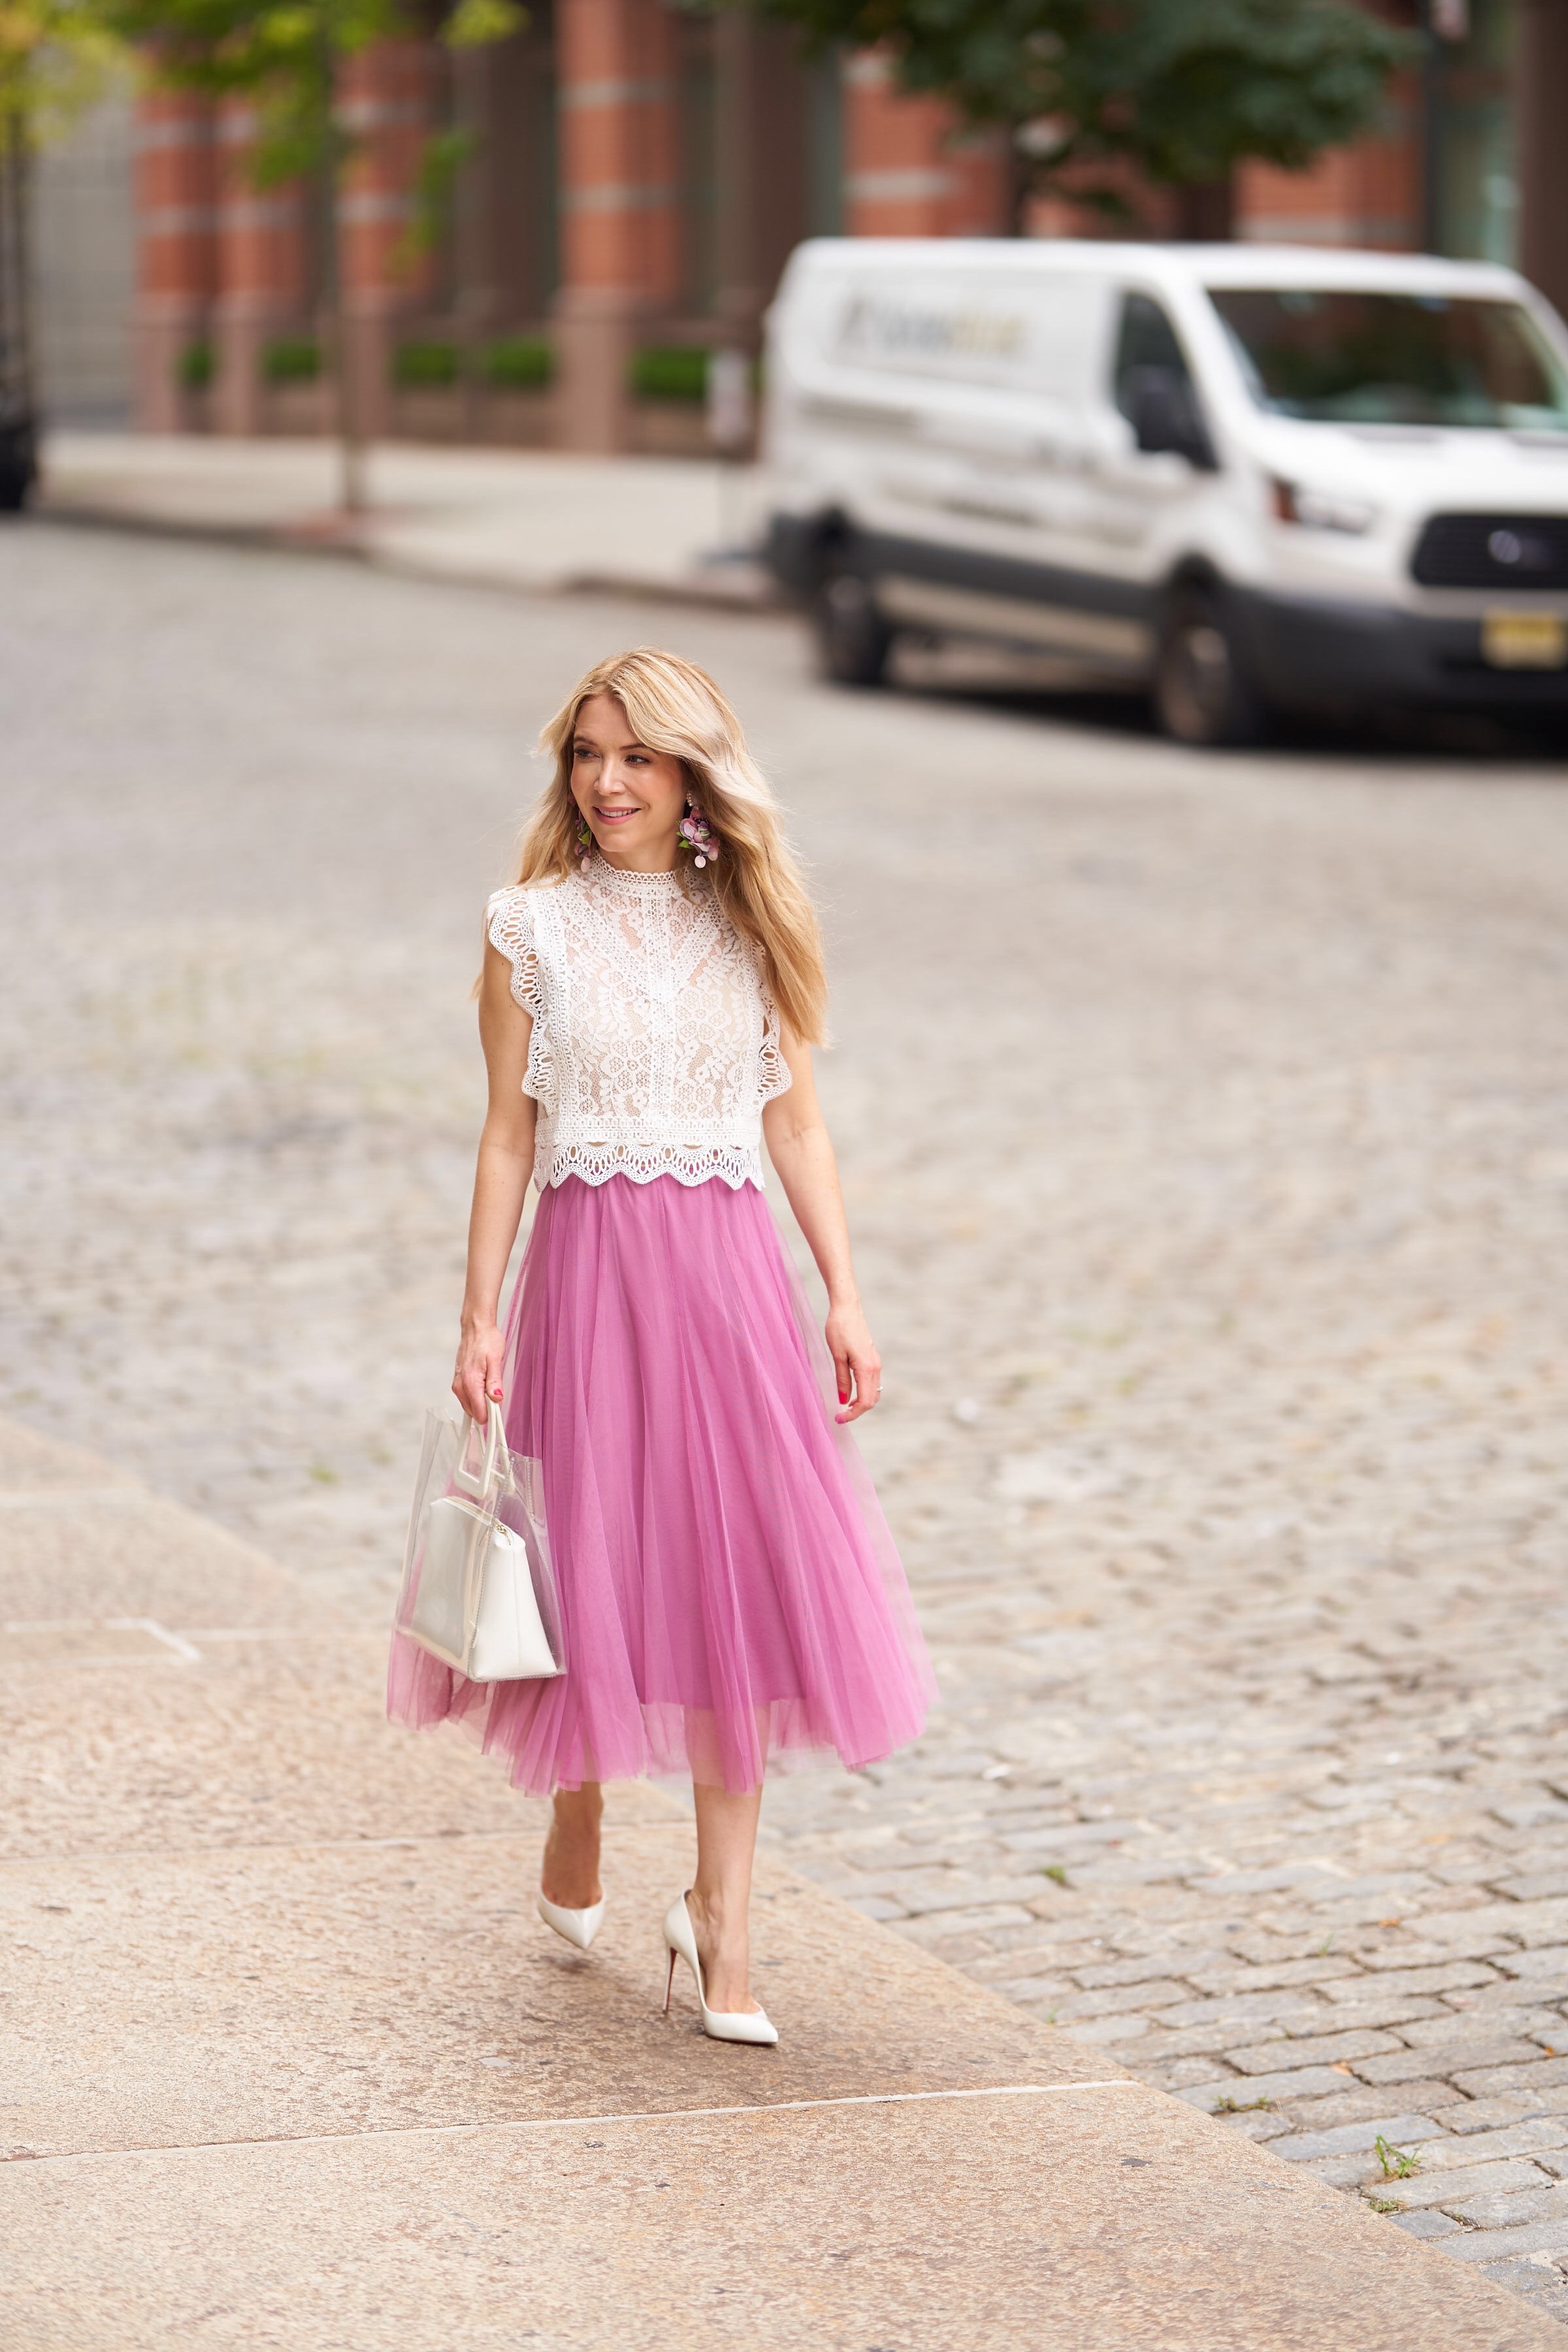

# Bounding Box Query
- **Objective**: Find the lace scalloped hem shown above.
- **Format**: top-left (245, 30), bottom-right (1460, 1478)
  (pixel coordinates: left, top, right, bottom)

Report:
top-left (534, 1141), bottom-right (764, 1191)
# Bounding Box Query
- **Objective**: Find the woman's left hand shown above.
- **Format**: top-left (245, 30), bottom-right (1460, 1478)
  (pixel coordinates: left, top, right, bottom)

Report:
top-left (826, 1297), bottom-right (881, 1424)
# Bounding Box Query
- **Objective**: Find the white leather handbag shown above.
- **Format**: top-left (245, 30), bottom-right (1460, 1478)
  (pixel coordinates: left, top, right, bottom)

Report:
top-left (398, 1407), bottom-right (563, 1684)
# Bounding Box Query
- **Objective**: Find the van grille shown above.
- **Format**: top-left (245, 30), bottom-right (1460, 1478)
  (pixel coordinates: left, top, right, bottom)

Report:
top-left (1412, 513), bottom-right (1568, 590)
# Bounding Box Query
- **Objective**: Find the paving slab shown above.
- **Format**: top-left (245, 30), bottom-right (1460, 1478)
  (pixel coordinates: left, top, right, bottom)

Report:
top-left (1, 1823), bottom-right (1105, 2159)
top-left (10, 2087), bottom-right (1567, 2352)
top-left (3, 1416), bottom-right (1565, 2346)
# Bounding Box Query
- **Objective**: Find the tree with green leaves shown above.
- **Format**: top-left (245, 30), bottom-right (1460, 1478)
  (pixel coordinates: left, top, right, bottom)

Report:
top-left (101, 0), bottom-right (520, 511)
top-left (0, 0), bottom-right (123, 506)
top-left (748, 0), bottom-right (1415, 237)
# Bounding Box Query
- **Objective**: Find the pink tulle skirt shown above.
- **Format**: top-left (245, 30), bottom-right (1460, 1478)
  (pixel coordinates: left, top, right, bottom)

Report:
top-left (387, 1175), bottom-right (935, 1794)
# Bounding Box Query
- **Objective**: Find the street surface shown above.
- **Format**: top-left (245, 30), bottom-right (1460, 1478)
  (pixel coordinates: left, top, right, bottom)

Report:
top-left (4, 521), bottom-right (1568, 2315)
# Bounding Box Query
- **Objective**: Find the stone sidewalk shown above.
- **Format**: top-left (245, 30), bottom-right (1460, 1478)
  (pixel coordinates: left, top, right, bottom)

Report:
top-left (5, 523), bottom-right (1568, 2323)
top-left (35, 431), bottom-right (775, 604)
top-left (3, 1409), bottom-right (1558, 2351)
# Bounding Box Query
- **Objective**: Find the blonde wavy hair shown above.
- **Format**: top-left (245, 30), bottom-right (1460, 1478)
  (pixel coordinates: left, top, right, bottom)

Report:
top-left (512, 647), bottom-right (828, 1044)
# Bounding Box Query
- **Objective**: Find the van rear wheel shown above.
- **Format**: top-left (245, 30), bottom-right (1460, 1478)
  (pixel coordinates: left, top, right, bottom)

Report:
top-left (813, 563), bottom-right (892, 687)
top-left (1154, 587), bottom-right (1264, 747)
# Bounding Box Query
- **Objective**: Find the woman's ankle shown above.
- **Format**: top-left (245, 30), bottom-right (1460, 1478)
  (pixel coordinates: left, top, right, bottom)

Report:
top-left (687, 1887), bottom-right (747, 1948)
top-left (542, 1821), bottom-right (603, 1908)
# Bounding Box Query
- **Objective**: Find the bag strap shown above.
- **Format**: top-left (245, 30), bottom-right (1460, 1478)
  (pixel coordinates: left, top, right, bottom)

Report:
top-left (451, 1405), bottom-right (516, 1504)
top-left (478, 1402), bottom-right (513, 1497)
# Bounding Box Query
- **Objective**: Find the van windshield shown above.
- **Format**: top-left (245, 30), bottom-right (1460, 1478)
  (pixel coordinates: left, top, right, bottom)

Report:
top-left (1207, 288), bottom-right (1568, 431)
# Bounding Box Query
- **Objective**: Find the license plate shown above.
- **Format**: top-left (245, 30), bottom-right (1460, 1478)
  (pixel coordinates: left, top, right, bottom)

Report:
top-left (1482, 609), bottom-right (1568, 669)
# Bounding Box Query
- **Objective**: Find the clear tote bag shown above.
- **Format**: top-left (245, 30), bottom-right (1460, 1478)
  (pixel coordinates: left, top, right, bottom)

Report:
top-left (395, 1407), bottom-right (564, 1683)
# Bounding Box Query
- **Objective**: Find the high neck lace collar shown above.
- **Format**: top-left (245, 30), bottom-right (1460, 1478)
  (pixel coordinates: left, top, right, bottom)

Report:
top-left (583, 857), bottom-right (685, 895)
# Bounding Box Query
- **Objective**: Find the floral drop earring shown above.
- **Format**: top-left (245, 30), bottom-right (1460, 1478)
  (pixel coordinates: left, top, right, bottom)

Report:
top-left (678, 802), bottom-right (719, 871)
top-left (576, 815), bottom-right (593, 866)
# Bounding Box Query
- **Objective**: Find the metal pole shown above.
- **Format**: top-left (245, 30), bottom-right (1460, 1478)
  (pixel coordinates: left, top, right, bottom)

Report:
top-left (0, 114), bottom-right (19, 410)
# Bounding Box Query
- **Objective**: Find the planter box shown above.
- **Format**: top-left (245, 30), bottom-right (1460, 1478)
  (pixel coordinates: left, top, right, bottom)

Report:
top-left (389, 389), bottom-right (466, 444)
top-left (631, 402), bottom-right (714, 459)
top-left (482, 389), bottom-right (553, 448)
top-left (265, 382), bottom-right (329, 437)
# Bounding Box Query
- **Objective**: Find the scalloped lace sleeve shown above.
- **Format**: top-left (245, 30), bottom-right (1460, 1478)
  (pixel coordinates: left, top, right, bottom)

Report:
top-left (485, 887), bottom-right (555, 1111)
top-left (755, 955), bottom-right (792, 1107)
top-left (486, 887), bottom-right (540, 1011)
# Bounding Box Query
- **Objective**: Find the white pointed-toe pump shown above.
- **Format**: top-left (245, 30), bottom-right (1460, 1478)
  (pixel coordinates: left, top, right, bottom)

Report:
top-left (537, 1891), bottom-right (606, 1951)
top-left (662, 1891), bottom-right (779, 2046)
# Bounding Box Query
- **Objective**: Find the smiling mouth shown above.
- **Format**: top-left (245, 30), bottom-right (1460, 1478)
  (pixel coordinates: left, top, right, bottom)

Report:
top-left (593, 804), bottom-right (639, 823)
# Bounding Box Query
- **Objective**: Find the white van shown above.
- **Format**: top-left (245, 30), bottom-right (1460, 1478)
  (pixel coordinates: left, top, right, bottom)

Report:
top-left (762, 238), bottom-right (1568, 742)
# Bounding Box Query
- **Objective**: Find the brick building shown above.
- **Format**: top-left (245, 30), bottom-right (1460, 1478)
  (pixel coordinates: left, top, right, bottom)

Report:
top-left (129, 0), bottom-right (1568, 453)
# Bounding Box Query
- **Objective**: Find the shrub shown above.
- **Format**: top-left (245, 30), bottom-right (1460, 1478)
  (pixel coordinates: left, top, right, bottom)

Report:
top-left (629, 345), bottom-right (709, 403)
top-left (177, 342), bottom-right (214, 392)
top-left (263, 338), bottom-right (321, 385)
top-left (393, 340), bottom-right (461, 389)
top-left (484, 336), bottom-right (553, 391)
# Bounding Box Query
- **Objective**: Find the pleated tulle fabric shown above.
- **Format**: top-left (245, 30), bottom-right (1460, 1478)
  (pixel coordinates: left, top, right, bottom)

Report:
top-left (387, 1175), bottom-right (936, 1795)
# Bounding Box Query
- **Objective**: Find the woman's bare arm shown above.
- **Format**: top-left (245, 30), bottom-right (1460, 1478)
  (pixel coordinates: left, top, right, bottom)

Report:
top-left (761, 1030), bottom-right (881, 1425)
top-left (451, 941), bottom-right (538, 1424)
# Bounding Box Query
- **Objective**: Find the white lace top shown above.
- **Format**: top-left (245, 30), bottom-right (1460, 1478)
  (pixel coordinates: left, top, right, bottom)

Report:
top-left (486, 859), bottom-right (792, 1192)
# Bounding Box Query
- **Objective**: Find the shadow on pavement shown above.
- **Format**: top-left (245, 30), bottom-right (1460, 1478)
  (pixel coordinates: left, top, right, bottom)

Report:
top-left (877, 633), bottom-right (1568, 766)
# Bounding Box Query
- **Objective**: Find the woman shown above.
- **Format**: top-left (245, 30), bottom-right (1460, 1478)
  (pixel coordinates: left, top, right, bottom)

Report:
top-left (388, 647), bottom-right (934, 2044)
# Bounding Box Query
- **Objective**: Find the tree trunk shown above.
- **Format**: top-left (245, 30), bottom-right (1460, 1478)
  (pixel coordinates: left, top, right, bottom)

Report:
top-left (451, 40), bottom-right (495, 446)
top-left (1007, 141), bottom-right (1032, 237)
top-left (316, 31), bottom-right (365, 516)
top-left (1172, 175), bottom-right (1235, 242)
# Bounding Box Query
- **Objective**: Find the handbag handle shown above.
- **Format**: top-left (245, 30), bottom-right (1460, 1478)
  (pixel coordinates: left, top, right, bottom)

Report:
top-left (453, 1403), bottom-right (516, 1503)
top-left (479, 1402), bottom-right (512, 1496)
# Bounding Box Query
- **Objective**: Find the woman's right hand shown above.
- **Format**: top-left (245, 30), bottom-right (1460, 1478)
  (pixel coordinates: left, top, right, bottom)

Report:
top-left (453, 1318), bottom-right (506, 1425)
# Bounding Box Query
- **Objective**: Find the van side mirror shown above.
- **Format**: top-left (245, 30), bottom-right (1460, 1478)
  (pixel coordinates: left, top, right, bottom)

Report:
top-left (1122, 365), bottom-right (1215, 470)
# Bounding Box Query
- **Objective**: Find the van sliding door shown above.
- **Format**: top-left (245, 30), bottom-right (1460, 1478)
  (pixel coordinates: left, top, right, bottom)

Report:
top-left (858, 272), bottom-right (1154, 674)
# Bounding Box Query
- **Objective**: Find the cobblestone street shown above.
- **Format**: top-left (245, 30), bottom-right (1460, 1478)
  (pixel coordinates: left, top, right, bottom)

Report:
top-left (5, 522), bottom-right (1568, 2317)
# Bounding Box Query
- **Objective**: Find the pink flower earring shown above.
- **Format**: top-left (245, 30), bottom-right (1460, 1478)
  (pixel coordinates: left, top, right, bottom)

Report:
top-left (576, 816), bottom-right (593, 865)
top-left (679, 802), bottom-right (719, 870)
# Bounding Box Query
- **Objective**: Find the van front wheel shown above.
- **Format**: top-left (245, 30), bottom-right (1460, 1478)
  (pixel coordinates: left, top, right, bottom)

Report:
top-left (1154, 587), bottom-right (1264, 747)
top-left (813, 564), bottom-right (892, 688)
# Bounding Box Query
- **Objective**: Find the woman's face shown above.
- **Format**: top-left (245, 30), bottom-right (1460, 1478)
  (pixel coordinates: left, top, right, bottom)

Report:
top-left (569, 693), bottom-right (687, 870)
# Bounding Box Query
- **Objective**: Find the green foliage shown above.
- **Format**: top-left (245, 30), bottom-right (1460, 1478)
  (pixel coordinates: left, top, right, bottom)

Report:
top-left (0, 0), bottom-right (125, 148)
top-left (97, 0), bottom-right (525, 192)
top-left (630, 345), bottom-right (710, 403)
top-left (484, 335), bottom-right (553, 389)
top-left (401, 123), bottom-right (474, 263)
top-left (1374, 2136), bottom-right (1420, 2180)
top-left (745, 0), bottom-right (1415, 201)
top-left (445, 0), bottom-right (523, 44)
top-left (263, 335), bottom-right (321, 383)
top-left (393, 338), bottom-right (460, 388)
top-left (176, 338), bottom-right (214, 389)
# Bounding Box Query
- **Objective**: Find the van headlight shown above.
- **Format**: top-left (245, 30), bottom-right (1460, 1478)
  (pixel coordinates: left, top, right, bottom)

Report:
top-left (1271, 479), bottom-right (1377, 535)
